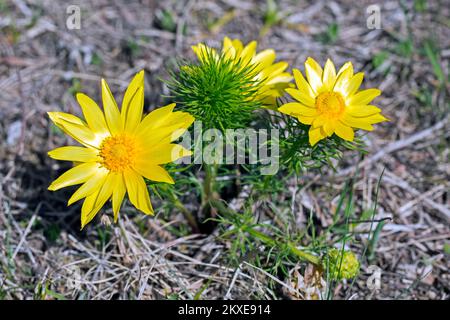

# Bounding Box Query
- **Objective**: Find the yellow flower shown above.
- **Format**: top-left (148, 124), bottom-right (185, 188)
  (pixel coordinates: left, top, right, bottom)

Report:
top-left (192, 36), bottom-right (293, 105)
top-left (278, 57), bottom-right (388, 146)
top-left (48, 71), bottom-right (194, 228)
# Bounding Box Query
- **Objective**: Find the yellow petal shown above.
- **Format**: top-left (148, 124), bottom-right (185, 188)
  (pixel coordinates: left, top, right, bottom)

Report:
top-left (48, 146), bottom-right (99, 162)
top-left (48, 112), bottom-right (98, 148)
top-left (323, 119), bottom-right (337, 137)
top-left (138, 119), bottom-right (193, 148)
top-left (76, 93), bottom-right (109, 135)
top-left (344, 72), bottom-right (364, 97)
top-left (124, 169), bottom-right (154, 215)
top-left (80, 173), bottom-right (117, 228)
top-left (125, 87), bottom-right (144, 133)
top-left (80, 187), bottom-right (108, 229)
top-left (259, 81), bottom-right (293, 103)
top-left (347, 88), bottom-right (381, 106)
top-left (322, 59), bottom-right (337, 92)
top-left (112, 173), bottom-right (126, 222)
top-left (312, 115), bottom-right (327, 128)
top-left (305, 57), bottom-right (323, 77)
top-left (231, 39), bottom-right (244, 55)
top-left (333, 66), bottom-right (353, 97)
top-left (252, 49), bottom-right (276, 71)
top-left (337, 61), bottom-right (353, 77)
top-left (293, 68), bottom-right (315, 98)
top-left (81, 188), bottom-right (100, 229)
top-left (223, 36), bottom-right (233, 49)
top-left (298, 115), bottom-right (315, 125)
top-left (93, 173), bottom-right (115, 209)
top-left (260, 95), bottom-right (278, 107)
top-left (309, 126), bottom-right (326, 146)
top-left (346, 105), bottom-right (381, 117)
top-left (191, 44), bottom-right (203, 59)
top-left (161, 112), bottom-right (195, 138)
top-left (121, 71), bottom-right (144, 133)
top-left (240, 41), bottom-right (257, 66)
top-left (136, 105), bottom-right (194, 145)
top-left (68, 168), bottom-right (109, 205)
top-left (48, 162), bottom-right (99, 191)
top-left (285, 88), bottom-right (315, 107)
top-left (363, 113), bottom-right (388, 124)
top-left (137, 103), bottom-right (176, 131)
top-left (133, 164), bottom-right (175, 184)
top-left (342, 114), bottom-right (374, 131)
top-left (192, 43), bottom-right (217, 61)
top-left (278, 102), bottom-right (300, 116)
top-left (48, 111), bottom-right (85, 127)
top-left (141, 144), bottom-right (192, 164)
top-left (335, 122), bottom-right (355, 141)
top-left (261, 62), bottom-right (288, 80)
top-left (60, 121), bottom-right (98, 148)
top-left (101, 79), bottom-right (123, 135)
top-left (265, 72), bottom-right (293, 86)
top-left (222, 37), bottom-right (236, 59)
top-left (305, 57), bottom-right (323, 94)
top-left (278, 102), bottom-right (317, 117)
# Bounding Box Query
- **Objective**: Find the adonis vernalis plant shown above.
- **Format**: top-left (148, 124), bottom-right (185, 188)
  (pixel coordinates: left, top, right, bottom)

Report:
top-left (48, 71), bottom-right (194, 228)
top-left (168, 36), bottom-right (292, 130)
top-left (192, 36), bottom-right (293, 106)
top-left (279, 57), bottom-right (387, 146)
top-left (169, 48), bottom-right (259, 131)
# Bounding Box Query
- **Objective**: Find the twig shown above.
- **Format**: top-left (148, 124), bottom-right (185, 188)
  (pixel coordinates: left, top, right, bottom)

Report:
top-left (175, 0), bottom-right (195, 52)
top-left (380, 172), bottom-right (450, 222)
top-left (224, 264), bottom-right (242, 299)
top-left (11, 208), bottom-right (38, 262)
top-left (338, 117), bottom-right (449, 176)
top-left (243, 261), bottom-right (304, 299)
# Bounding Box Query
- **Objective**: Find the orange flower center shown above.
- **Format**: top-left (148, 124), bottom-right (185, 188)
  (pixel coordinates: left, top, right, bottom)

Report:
top-left (99, 134), bottom-right (138, 172)
top-left (316, 92), bottom-right (345, 118)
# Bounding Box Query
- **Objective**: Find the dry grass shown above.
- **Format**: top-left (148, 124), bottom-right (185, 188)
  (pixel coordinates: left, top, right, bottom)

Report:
top-left (0, 0), bottom-right (449, 299)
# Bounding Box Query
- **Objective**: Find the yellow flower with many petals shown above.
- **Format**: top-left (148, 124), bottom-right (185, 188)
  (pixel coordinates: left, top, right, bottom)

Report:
top-left (192, 36), bottom-right (293, 105)
top-left (278, 58), bottom-right (387, 146)
top-left (48, 71), bottom-right (194, 228)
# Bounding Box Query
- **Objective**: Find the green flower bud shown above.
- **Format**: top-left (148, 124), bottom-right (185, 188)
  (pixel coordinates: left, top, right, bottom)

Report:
top-left (324, 248), bottom-right (360, 280)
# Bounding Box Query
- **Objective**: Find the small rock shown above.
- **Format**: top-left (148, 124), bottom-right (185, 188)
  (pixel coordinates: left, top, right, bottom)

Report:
top-left (7, 120), bottom-right (22, 146)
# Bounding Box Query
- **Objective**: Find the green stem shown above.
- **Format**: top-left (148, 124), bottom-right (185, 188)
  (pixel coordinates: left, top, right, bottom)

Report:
top-left (244, 227), bottom-right (320, 265)
top-left (287, 242), bottom-right (321, 265)
top-left (203, 163), bottom-right (218, 204)
top-left (199, 164), bottom-right (321, 265)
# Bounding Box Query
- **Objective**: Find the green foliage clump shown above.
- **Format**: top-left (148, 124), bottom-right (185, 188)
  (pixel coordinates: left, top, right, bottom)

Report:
top-left (324, 248), bottom-right (360, 280)
top-left (274, 112), bottom-right (366, 174)
top-left (167, 49), bottom-right (262, 131)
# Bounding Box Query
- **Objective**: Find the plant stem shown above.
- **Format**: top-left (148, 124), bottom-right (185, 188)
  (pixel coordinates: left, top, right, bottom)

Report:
top-left (189, 164), bottom-right (321, 266)
top-left (286, 242), bottom-right (321, 265)
top-left (243, 226), bottom-right (320, 265)
top-left (202, 163), bottom-right (221, 223)
top-left (203, 163), bottom-right (219, 204)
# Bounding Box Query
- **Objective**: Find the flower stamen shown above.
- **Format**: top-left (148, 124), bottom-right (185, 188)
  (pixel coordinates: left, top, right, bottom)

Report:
top-left (315, 92), bottom-right (345, 118)
top-left (99, 134), bottom-right (138, 172)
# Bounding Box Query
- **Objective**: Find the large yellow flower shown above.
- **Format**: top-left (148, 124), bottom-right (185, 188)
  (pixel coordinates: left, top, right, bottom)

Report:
top-left (192, 36), bottom-right (293, 105)
top-left (48, 71), bottom-right (194, 228)
top-left (278, 58), bottom-right (387, 146)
